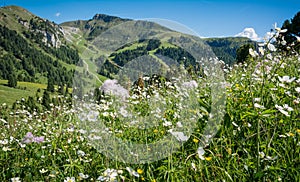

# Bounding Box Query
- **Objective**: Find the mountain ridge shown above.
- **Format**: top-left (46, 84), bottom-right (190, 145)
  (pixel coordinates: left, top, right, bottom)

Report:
top-left (0, 5), bottom-right (256, 82)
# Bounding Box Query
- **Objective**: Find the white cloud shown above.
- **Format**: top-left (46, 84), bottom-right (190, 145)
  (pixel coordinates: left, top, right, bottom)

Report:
top-left (55, 12), bottom-right (61, 17)
top-left (235, 28), bottom-right (261, 41)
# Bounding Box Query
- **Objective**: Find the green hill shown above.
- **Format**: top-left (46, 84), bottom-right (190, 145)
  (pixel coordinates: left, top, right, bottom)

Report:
top-left (0, 6), bottom-right (79, 86)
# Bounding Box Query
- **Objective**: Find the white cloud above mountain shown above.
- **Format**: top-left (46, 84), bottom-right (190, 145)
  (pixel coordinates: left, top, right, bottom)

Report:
top-left (55, 12), bottom-right (61, 17)
top-left (235, 28), bottom-right (261, 41)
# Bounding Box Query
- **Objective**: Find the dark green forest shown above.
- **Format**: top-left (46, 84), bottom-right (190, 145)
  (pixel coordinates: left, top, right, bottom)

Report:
top-left (0, 24), bottom-right (79, 87)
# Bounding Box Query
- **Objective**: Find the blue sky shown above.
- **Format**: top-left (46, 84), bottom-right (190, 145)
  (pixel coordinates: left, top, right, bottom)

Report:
top-left (2, 0), bottom-right (300, 39)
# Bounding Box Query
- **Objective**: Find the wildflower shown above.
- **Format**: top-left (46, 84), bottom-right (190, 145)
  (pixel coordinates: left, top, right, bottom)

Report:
top-left (259, 151), bottom-right (265, 158)
top-left (153, 129), bottom-right (159, 133)
top-left (19, 143), bottom-right (26, 148)
top-left (168, 130), bottom-right (189, 141)
top-left (296, 129), bottom-right (300, 133)
top-left (205, 156), bottom-right (212, 161)
top-left (98, 168), bottom-right (118, 181)
top-left (197, 147), bottom-right (205, 160)
top-left (193, 138), bottom-right (199, 143)
top-left (191, 162), bottom-right (197, 171)
top-left (295, 87), bottom-right (300, 93)
top-left (100, 79), bottom-right (129, 100)
top-left (11, 177), bottom-right (21, 182)
top-left (231, 121), bottom-right (239, 127)
top-left (3, 146), bottom-right (12, 152)
top-left (126, 167), bottom-right (139, 177)
top-left (254, 103), bottom-right (265, 109)
top-left (278, 76), bottom-right (296, 83)
top-left (33, 136), bottom-right (44, 143)
top-left (227, 148), bottom-right (232, 155)
top-left (254, 98), bottom-right (261, 102)
top-left (176, 122), bottom-right (183, 127)
top-left (137, 168), bottom-right (143, 175)
top-left (267, 43), bottom-right (277, 52)
top-left (0, 118), bottom-right (7, 124)
top-left (258, 47), bottom-right (264, 55)
top-left (163, 121), bottom-right (172, 127)
top-left (22, 132), bottom-right (44, 144)
top-left (249, 48), bottom-right (258, 58)
top-left (0, 139), bottom-right (8, 145)
top-left (286, 132), bottom-right (295, 137)
top-left (182, 80), bottom-right (198, 89)
top-left (87, 110), bottom-right (99, 122)
top-left (39, 168), bottom-right (48, 174)
top-left (64, 177), bottom-right (75, 182)
top-left (79, 173), bottom-right (89, 180)
top-left (275, 104), bottom-right (291, 117)
top-left (274, 22), bottom-right (287, 34)
top-left (77, 150), bottom-right (86, 157)
top-left (283, 104), bottom-right (294, 112)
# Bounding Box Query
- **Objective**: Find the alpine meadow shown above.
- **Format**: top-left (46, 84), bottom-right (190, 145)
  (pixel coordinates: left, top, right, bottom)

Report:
top-left (0, 4), bottom-right (300, 182)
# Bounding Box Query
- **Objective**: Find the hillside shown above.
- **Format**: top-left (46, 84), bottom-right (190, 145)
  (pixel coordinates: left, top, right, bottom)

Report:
top-left (204, 37), bottom-right (256, 65)
top-left (0, 6), bottom-right (79, 86)
top-left (61, 16), bottom-right (254, 65)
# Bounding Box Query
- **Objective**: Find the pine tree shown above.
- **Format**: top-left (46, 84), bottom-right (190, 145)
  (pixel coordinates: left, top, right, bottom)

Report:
top-left (47, 77), bottom-right (55, 92)
top-left (42, 91), bottom-right (51, 110)
top-left (8, 72), bottom-right (17, 88)
top-left (236, 44), bottom-right (254, 64)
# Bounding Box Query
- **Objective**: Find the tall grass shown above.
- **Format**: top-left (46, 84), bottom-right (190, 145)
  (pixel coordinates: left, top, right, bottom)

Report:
top-left (0, 29), bottom-right (299, 182)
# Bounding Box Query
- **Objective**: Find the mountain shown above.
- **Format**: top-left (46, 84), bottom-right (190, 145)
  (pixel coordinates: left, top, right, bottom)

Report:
top-left (0, 5), bottom-right (79, 86)
top-left (0, 5), bottom-right (255, 87)
top-left (61, 14), bottom-right (131, 41)
top-left (61, 15), bottom-right (255, 65)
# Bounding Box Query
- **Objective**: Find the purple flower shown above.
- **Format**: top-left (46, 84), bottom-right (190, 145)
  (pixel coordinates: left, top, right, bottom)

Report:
top-left (34, 136), bottom-right (44, 143)
top-left (25, 132), bottom-right (34, 138)
top-left (22, 132), bottom-right (44, 144)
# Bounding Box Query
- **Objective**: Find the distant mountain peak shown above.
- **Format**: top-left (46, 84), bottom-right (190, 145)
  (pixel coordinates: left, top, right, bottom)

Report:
top-left (92, 13), bottom-right (130, 22)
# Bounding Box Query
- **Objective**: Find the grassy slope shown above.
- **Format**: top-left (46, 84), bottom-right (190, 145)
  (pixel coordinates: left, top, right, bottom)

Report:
top-left (0, 80), bottom-right (46, 105)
